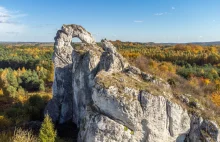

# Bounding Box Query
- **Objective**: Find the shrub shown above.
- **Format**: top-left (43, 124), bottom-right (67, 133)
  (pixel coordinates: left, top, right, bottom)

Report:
top-left (25, 95), bottom-right (45, 121)
top-left (211, 92), bottom-right (220, 106)
top-left (0, 88), bottom-right (3, 96)
top-left (6, 86), bottom-right (17, 98)
top-left (0, 115), bottom-right (12, 130)
top-left (4, 103), bottom-right (27, 124)
top-left (55, 137), bottom-right (73, 142)
top-left (41, 94), bottom-right (52, 103)
top-left (0, 131), bottom-right (12, 142)
top-left (39, 114), bottom-right (56, 142)
top-left (5, 95), bottom-right (48, 123)
top-left (17, 87), bottom-right (25, 96)
top-left (167, 78), bottom-right (176, 87)
top-left (12, 128), bottom-right (38, 142)
top-left (20, 70), bottom-right (45, 92)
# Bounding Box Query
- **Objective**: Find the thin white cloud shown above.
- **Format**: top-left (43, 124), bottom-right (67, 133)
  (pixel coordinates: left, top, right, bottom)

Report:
top-left (154, 13), bottom-right (164, 16)
top-left (112, 34), bottom-right (117, 37)
top-left (199, 36), bottom-right (203, 38)
top-left (6, 32), bottom-right (19, 36)
top-left (172, 7), bottom-right (175, 10)
top-left (32, 24), bottom-right (56, 28)
top-left (134, 20), bottom-right (143, 23)
top-left (0, 14), bottom-right (10, 17)
top-left (0, 6), bottom-right (27, 24)
top-left (154, 12), bottom-right (170, 16)
top-left (0, 6), bottom-right (27, 41)
top-left (213, 20), bottom-right (216, 22)
top-left (6, 31), bottom-right (19, 33)
top-left (92, 33), bottom-right (99, 36)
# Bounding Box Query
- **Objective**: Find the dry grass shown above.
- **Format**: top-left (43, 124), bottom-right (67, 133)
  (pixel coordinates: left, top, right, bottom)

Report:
top-left (96, 71), bottom-right (171, 99)
top-left (12, 128), bottom-right (38, 142)
top-left (0, 128), bottom-right (38, 142)
top-left (0, 131), bottom-right (12, 142)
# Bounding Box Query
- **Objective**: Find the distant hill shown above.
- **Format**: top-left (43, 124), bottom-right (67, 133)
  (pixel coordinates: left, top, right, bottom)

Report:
top-left (155, 41), bottom-right (220, 46)
top-left (189, 41), bottom-right (220, 46)
top-left (0, 42), bottom-right (54, 46)
top-left (1, 41), bottom-right (220, 46)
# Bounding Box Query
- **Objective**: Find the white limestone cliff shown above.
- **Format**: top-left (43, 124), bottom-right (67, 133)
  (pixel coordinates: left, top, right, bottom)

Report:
top-left (45, 24), bottom-right (220, 142)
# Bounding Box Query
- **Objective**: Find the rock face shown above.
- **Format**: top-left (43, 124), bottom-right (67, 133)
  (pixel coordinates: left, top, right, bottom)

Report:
top-left (45, 24), bottom-right (220, 142)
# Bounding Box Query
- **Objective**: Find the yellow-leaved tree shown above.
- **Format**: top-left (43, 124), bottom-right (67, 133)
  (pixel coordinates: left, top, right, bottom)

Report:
top-left (39, 114), bottom-right (56, 142)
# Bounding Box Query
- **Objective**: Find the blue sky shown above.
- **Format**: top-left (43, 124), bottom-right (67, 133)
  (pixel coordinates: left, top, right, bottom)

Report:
top-left (0, 0), bottom-right (220, 43)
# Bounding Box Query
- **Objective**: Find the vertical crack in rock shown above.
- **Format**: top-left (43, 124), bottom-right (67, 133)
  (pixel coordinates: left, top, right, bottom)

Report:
top-left (166, 100), bottom-right (174, 137)
top-left (138, 90), bottom-right (146, 115)
top-left (141, 119), bottom-right (150, 142)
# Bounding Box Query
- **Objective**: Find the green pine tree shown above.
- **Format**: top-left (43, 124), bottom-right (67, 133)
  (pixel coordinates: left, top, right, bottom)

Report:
top-left (39, 114), bottom-right (56, 142)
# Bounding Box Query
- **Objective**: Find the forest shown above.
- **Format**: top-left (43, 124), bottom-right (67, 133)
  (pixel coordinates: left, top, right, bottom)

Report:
top-left (1, 42), bottom-right (220, 141)
top-left (0, 44), bottom-right (57, 141)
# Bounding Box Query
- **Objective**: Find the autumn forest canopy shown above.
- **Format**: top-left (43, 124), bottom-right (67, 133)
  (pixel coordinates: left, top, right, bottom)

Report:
top-left (1, 41), bottom-right (220, 141)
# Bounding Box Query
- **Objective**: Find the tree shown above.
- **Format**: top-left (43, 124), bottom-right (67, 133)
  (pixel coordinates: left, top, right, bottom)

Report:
top-left (6, 86), bottom-right (17, 98)
top-left (25, 95), bottom-right (45, 120)
top-left (20, 70), bottom-right (45, 91)
top-left (39, 114), bottom-right (56, 142)
top-left (7, 69), bottom-right (18, 88)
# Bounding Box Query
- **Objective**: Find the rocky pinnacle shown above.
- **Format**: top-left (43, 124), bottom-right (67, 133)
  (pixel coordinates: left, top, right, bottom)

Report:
top-left (45, 24), bottom-right (220, 142)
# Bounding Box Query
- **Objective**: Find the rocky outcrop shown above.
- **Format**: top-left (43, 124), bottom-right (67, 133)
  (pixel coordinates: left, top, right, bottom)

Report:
top-left (185, 116), bottom-right (220, 142)
top-left (45, 24), bottom-right (220, 142)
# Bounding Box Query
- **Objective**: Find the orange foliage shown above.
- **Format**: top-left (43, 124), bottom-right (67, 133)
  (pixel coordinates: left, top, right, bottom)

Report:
top-left (202, 78), bottom-right (211, 85)
top-left (173, 44), bottom-right (203, 53)
top-left (36, 66), bottom-right (40, 71)
top-left (21, 67), bottom-right (26, 74)
top-left (0, 88), bottom-right (3, 95)
top-left (189, 77), bottom-right (201, 87)
top-left (121, 51), bottom-right (141, 58)
top-left (158, 64), bottom-right (169, 72)
top-left (47, 63), bottom-right (54, 82)
top-left (211, 92), bottom-right (220, 106)
top-left (148, 60), bottom-right (158, 69)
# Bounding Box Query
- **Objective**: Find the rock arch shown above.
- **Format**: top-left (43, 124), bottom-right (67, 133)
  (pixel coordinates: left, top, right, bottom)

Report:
top-left (54, 24), bottom-right (96, 49)
top-left (51, 24), bottom-right (98, 124)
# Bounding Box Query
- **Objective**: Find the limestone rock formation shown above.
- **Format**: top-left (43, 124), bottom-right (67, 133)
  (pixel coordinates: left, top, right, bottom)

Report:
top-left (45, 24), bottom-right (220, 142)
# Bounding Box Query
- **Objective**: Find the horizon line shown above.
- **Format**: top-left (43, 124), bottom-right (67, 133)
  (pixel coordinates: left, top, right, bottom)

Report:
top-left (0, 40), bottom-right (220, 44)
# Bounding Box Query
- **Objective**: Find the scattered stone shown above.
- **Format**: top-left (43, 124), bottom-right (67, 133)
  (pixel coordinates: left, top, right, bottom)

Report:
top-left (179, 95), bottom-right (190, 104)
